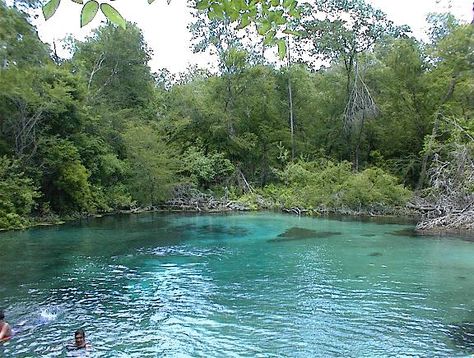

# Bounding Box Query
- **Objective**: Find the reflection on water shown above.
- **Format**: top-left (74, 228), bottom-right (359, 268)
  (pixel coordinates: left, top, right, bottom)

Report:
top-left (0, 212), bottom-right (473, 357)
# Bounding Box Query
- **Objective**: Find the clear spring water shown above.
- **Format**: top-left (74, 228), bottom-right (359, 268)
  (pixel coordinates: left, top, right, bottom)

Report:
top-left (0, 212), bottom-right (473, 357)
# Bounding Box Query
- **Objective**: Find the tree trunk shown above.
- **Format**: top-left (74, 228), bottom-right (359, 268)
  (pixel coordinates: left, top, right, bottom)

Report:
top-left (286, 37), bottom-right (295, 161)
top-left (288, 77), bottom-right (295, 161)
top-left (416, 75), bottom-right (457, 190)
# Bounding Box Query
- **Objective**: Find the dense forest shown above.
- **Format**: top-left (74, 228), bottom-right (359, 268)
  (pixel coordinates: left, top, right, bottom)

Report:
top-left (0, 0), bottom-right (472, 232)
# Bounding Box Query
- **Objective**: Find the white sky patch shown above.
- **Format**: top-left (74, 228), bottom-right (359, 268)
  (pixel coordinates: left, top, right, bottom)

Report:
top-left (33, 0), bottom-right (473, 74)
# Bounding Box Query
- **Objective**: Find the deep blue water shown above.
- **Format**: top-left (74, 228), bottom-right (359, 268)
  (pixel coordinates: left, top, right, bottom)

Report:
top-left (0, 212), bottom-right (473, 357)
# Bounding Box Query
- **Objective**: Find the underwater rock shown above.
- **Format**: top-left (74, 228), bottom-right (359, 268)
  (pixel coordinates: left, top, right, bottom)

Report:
top-left (368, 252), bottom-right (383, 257)
top-left (172, 223), bottom-right (197, 233)
top-left (268, 227), bottom-right (341, 242)
top-left (389, 229), bottom-right (419, 237)
top-left (197, 225), bottom-right (249, 237)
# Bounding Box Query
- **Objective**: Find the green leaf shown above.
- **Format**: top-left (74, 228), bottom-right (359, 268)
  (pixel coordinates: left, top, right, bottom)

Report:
top-left (277, 39), bottom-right (286, 59)
top-left (289, 9), bottom-right (300, 19)
top-left (282, 29), bottom-right (301, 36)
top-left (195, 0), bottom-right (209, 10)
top-left (237, 15), bottom-right (250, 29)
top-left (80, 0), bottom-right (99, 27)
top-left (100, 3), bottom-right (126, 29)
top-left (210, 4), bottom-right (224, 18)
top-left (71, 0), bottom-right (83, 4)
top-left (257, 21), bottom-right (271, 35)
top-left (42, 0), bottom-right (61, 20)
top-left (264, 30), bottom-right (276, 45)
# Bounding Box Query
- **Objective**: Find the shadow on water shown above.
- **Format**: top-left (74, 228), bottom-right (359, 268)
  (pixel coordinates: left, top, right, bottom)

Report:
top-left (389, 227), bottom-right (474, 243)
top-left (267, 227), bottom-right (341, 243)
top-left (328, 214), bottom-right (417, 225)
top-left (389, 228), bottom-right (420, 237)
top-left (197, 224), bottom-right (249, 237)
top-left (447, 321), bottom-right (474, 354)
top-left (368, 252), bottom-right (383, 257)
top-left (173, 223), bottom-right (249, 238)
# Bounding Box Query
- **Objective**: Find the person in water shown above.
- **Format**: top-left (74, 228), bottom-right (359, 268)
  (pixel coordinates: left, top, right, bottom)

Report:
top-left (0, 310), bottom-right (12, 341)
top-left (67, 329), bottom-right (91, 350)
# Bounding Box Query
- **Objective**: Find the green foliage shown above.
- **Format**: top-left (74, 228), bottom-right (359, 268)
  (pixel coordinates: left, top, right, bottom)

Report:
top-left (100, 3), bottom-right (126, 29)
top-left (297, 0), bottom-right (406, 67)
top-left (43, 0), bottom-right (125, 28)
top-left (181, 147), bottom-right (234, 189)
top-left (0, 156), bottom-right (40, 229)
top-left (122, 124), bottom-right (178, 206)
top-left (42, 0), bottom-right (301, 58)
top-left (42, 0), bottom-right (60, 20)
top-left (337, 167), bottom-right (411, 209)
top-left (81, 1), bottom-right (99, 27)
top-left (90, 183), bottom-right (134, 211)
top-left (0, 2), bottom-right (49, 67)
top-left (234, 192), bottom-right (260, 211)
top-left (36, 137), bottom-right (94, 213)
top-left (0, 1), bottom-right (471, 229)
top-left (268, 160), bottom-right (411, 210)
top-left (71, 23), bottom-right (154, 110)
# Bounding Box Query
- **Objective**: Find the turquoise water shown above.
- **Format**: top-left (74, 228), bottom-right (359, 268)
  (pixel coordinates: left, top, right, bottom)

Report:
top-left (0, 212), bottom-right (473, 357)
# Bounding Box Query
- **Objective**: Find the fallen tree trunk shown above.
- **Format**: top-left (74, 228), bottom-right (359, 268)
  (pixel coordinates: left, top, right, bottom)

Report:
top-left (415, 141), bottom-right (474, 234)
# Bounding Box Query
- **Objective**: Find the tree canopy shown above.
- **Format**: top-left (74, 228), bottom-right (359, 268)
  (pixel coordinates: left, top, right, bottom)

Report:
top-left (0, 0), bottom-right (472, 231)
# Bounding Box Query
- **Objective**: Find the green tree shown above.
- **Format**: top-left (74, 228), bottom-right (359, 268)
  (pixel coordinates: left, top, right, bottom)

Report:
top-left (35, 136), bottom-right (94, 213)
top-left (0, 65), bottom-right (85, 159)
top-left (0, 1), bottom-right (49, 68)
top-left (297, 0), bottom-right (405, 92)
top-left (122, 124), bottom-right (178, 206)
top-left (363, 37), bottom-right (430, 185)
top-left (180, 146), bottom-right (234, 189)
top-left (71, 23), bottom-right (154, 110)
top-left (417, 15), bottom-right (473, 188)
top-left (0, 156), bottom-right (40, 229)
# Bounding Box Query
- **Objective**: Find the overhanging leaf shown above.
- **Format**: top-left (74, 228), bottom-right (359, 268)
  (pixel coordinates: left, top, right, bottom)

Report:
top-left (264, 30), bottom-right (276, 45)
top-left (42, 0), bottom-right (61, 20)
top-left (257, 21), bottom-right (271, 35)
top-left (71, 0), bottom-right (83, 4)
top-left (277, 39), bottom-right (286, 59)
top-left (282, 29), bottom-right (301, 36)
top-left (80, 0), bottom-right (99, 27)
top-left (237, 15), bottom-right (250, 29)
top-left (100, 3), bottom-right (126, 29)
top-left (196, 0), bottom-right (209, 10)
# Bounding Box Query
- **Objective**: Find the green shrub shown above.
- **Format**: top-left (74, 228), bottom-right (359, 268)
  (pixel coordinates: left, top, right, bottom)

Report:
top-left (181, 147), bottom-right (234, 189)
top-left (0, 156), bottom-right (40, 230)
top-left (337, 168), bottom-right (411, 209)
top-left (265, 160), bottom-right (411, 211)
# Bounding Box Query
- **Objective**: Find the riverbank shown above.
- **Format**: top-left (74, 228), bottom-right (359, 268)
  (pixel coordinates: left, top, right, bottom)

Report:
top-left (415, 210), bottom-right (474, 239)
top-left (2, 193), bottom-right (472, 240)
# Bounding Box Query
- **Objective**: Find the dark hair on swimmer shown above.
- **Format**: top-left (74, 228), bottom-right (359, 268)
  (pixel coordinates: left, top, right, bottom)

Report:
top-left (75, 329), bottom-right (85, 338)
top-left (0, 310), bottom-right (4, 320)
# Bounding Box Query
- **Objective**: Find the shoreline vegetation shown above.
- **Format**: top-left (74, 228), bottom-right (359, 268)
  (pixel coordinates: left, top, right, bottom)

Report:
top-left (13, 188), bottom-right (472, 240)
top-left (0, 4), bottom-right (472, 239)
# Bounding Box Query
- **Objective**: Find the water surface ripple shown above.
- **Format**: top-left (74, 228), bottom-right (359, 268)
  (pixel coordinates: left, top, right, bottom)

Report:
top-left (0, 212), bottom-right (473, 357)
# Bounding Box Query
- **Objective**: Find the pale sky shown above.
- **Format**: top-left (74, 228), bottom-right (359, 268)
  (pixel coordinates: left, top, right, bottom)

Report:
top-left (34, 0), bottom-right (473, 74)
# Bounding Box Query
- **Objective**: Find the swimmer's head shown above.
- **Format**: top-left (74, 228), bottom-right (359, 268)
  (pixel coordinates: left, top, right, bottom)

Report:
top-left (75, 329), bottom-right (86, 347)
